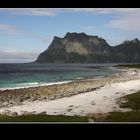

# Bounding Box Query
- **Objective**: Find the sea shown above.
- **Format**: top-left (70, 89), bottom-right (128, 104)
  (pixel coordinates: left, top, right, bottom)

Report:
top-left (0, 63), bottom-right (120, 90)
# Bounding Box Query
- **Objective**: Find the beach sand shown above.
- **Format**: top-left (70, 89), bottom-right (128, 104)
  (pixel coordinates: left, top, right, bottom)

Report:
top-left (0, 68), bottom-right (140, 116)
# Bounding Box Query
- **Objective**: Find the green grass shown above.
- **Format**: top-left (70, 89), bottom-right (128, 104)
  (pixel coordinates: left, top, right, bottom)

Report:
top-left (104, 111), bottom-right (140, 122)
top-left (0, 114), bottom-right (89, 122)
top-left (102, 91), bottom-right (140, 122)
top-left (120, 91), bottom-right (140, 110)
top-left (116, 64), bottom-right (140, 68)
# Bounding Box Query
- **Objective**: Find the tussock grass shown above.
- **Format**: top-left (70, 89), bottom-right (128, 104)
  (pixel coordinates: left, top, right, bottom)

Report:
top-left (116, 64), bottom-right (140, 68)
top-left (104, 111), bottom-right (140, 122)
top-left (120, 91), bottom-right (140, 111)
top-left (103, 91), bottom-right (140, 122)
top-left (0, 114), bottom-right (89, 122)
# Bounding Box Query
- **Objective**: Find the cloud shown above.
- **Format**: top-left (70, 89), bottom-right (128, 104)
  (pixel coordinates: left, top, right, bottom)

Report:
top-left (0, 8), bottom-right (59, 16)
top-left (1, 8), bottom-right (140, 33)
top-left (0, 23), bottom-right (52, 42)
top-left (72, 8), bottom-right (140, 15)
top-left (0, 23), bottom-right (53, 44)
top-left (0, 49), bottom-right (38, 61)
top-left (108, 9), bottom-right (140, 32)
top-left (0, 8), bottom-right (140, 16)
top-left (0, 23), bottom-right (22, 35)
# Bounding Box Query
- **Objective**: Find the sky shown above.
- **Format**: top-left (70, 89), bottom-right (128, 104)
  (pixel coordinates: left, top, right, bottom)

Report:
top-left (0, 8), bottom-right (140, 63)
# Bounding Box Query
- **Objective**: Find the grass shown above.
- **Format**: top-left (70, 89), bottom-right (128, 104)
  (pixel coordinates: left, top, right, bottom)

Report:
top-left (102, 91), bottom-right (140, 122)
top-left (120, 91), bottom-right (140, 110)
top-left (116, 64), bottom-right (140, 68)
top-left (104, 111), bottom-right (140, 122)
top-left (0, 114), bottom-right (89, 122)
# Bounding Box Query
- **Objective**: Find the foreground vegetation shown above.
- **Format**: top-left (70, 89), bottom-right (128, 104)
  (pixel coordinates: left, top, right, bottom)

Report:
top-left (120, 91), bottom-right (140, 110)
top-left (2, 111), bottom-right (140, 122)
top-left (0, 114), bottom-right (89, 122)
top-left (104, 111), bottom-right (140, 122)
top-left (116, 64), bottom-right (140, 68)
top-left (103, 91), bottom-right (140, 122)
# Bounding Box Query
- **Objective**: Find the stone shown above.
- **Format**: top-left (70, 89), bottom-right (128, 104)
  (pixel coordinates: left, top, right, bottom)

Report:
top-left (39, 111), bottom-right (47, 115)
top-left (10, 112), bottom-right (18, 116)
top-left (90, 101), bottom-right (96, 105)
top-left (69, 105), bottom-right (74, 107)
top-left (67, 108), bottom-right (73, 112)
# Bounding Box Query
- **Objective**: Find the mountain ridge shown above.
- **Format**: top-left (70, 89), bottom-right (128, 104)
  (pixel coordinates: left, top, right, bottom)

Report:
top-left (36, 32), bottom-right (140, 63)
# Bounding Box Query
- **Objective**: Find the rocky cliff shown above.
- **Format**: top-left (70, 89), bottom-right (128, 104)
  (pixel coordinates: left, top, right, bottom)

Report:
top-left (36, 32), bottom-right (140, 63)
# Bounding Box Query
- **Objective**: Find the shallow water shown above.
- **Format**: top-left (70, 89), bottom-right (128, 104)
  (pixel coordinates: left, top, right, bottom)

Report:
top-left (0, 63), bottom-right (120, 89)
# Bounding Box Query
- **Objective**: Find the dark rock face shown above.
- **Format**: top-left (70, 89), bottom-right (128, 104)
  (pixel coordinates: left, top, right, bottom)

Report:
top-left (36, 32), bottom-right (140, 63)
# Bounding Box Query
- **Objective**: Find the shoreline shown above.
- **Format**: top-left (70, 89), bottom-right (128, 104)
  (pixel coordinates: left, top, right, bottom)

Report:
top-left (0, 66), bottom-right (119, 91)
top-left (0, 67), bottom-right (140, 116)
top-left (2, 79), bottom-right (140, 116)
top-left (0, 81), bottom-right (72, 91)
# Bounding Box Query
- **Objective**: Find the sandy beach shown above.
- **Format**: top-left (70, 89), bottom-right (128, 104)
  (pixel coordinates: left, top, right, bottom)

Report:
top-left (0, 67), bottom-right (140, 116)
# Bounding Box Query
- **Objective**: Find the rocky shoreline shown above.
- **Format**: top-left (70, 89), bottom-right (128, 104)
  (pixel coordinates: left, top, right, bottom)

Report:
top-left (0, 77), bottom-right (113, 108)
top-left (0, 67), bottom-right (140, 116)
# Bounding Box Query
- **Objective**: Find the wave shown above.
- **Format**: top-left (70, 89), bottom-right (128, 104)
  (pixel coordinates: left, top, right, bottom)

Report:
top-left (16, 82), bottom-right (39, 86)
top-left (0, 81), bottom-right (72, 91)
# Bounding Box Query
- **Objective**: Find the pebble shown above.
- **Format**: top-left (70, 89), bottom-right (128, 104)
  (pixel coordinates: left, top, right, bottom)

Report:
top-left (0, 70), bottom-right (139, 110)
top-left (39, 111), bottom-right (47, 115)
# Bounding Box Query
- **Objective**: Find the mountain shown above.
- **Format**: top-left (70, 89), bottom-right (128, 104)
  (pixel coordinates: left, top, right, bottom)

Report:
top-left (36, 32), bottom-right (140, 63)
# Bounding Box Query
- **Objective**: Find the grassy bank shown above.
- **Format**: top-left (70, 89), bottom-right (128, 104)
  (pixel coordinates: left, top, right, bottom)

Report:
top-left (120, 91), bottom-right (140, 110)
top-left (2, 111), bottom-right (140, 122)
top-left (104, 111), bottom-right (140, 122)
top-left (0, 114), bottom-right (89, 122)
top-left (102, 91), bottom-right (140, 122)
top-left (116, 64), bottom-right (140, 68)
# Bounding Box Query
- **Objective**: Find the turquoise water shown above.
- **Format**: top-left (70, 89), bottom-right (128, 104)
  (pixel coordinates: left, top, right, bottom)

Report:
top-left (0, 63), bottom-right (119, 89)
